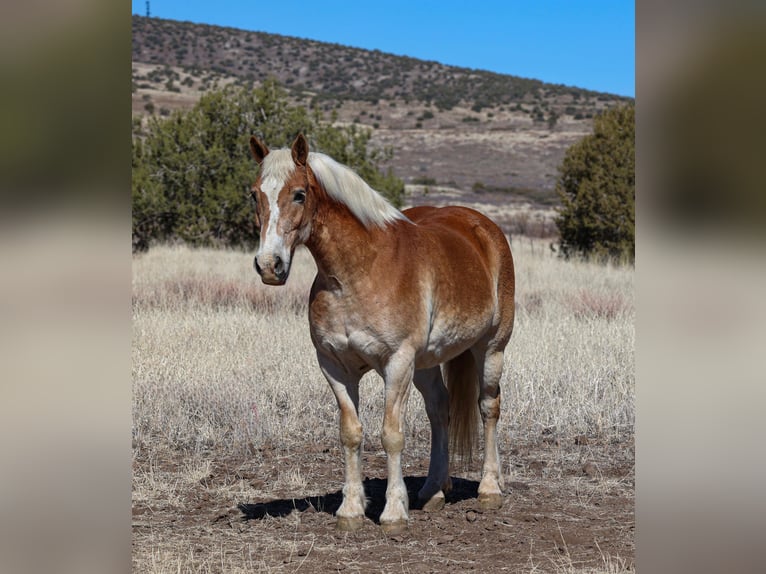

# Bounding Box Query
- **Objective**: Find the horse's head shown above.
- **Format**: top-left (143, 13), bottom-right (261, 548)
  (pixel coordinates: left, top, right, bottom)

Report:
top-left (248, 134), bottom-right (315, 285)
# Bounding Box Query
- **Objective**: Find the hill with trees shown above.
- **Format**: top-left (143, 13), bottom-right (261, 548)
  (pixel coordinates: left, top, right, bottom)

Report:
top-left (132, 15), bottom-right (627, 115)
top-left (132, 16), bottom-right (631, 193)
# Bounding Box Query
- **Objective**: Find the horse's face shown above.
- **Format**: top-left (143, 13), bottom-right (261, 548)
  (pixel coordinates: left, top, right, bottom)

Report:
top-left (249, 134), bottom-right (314, 285)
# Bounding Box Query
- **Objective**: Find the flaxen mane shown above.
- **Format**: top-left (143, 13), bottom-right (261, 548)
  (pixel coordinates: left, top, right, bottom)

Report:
top-left (261, 148), bottom-right (409, 228)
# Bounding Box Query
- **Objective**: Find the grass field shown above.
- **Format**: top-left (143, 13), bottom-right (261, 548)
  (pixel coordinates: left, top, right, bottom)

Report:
top-left (132, 239), bottom-right (634, 572)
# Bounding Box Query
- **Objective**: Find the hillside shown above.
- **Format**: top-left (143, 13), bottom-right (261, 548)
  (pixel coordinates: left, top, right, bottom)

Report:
top-left (132, 15), bottom-right (632, 208)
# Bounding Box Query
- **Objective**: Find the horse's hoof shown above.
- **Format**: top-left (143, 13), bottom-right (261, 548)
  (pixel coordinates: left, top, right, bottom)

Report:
top-left (380, 520), bottom-right (408, 536)
top-left (421, 491), bottom-right (446, 513)
top-left (336, 516), bottom-right (364, 531)
top-left (478, 493), bottom-right (504, 510)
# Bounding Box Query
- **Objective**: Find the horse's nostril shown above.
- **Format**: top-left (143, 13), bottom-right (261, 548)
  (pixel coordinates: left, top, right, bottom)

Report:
top-left (274, 255), bottom-right (283, 274)
top-left (254, 257), bottom-right (262, 276)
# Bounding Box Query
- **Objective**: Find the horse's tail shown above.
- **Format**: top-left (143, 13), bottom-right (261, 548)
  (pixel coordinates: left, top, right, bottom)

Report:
top-left (444, 350), bottom-right (480, 465)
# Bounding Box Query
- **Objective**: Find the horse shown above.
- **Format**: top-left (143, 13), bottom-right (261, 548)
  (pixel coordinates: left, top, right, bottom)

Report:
top-left (248, 134), bottom-right (515, 533)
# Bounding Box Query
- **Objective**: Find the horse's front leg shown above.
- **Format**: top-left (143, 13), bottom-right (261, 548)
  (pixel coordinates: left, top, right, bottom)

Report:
top-left (317, 353), bottom-right (365, 531)
top-left (379, 349), bottom-right (415, 533)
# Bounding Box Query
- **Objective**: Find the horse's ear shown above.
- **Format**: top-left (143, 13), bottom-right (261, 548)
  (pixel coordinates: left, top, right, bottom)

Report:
top-left (249, 136), bottom-right (269, 165)
top-left (291, 133), bottom-right (309, 167)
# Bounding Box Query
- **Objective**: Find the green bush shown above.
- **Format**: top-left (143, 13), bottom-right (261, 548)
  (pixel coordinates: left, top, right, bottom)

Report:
top-left (132, 79), bottom-right (404, 252)
top-left (555, 104), bottom-right (635, 261)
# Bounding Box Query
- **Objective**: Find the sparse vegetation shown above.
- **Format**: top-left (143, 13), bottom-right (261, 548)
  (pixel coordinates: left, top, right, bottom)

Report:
top-left (471, 181), bottom-right (560, 207)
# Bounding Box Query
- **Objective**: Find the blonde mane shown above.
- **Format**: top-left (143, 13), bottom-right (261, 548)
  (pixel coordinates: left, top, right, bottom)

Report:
top-left (261, 149), bottom-right (409, 228)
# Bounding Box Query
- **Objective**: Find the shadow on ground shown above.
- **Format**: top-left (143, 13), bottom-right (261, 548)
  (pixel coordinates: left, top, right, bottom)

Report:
top-left (238, 475), bottom-right (479, 524)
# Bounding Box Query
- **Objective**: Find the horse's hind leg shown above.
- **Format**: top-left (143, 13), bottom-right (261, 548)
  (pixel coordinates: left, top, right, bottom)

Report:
top-left (473, 347), bottom-right (506, 509)
top-left (317, 353), bottom-right (366, 531)
top-left (413, 366), bottom-right (451, 511)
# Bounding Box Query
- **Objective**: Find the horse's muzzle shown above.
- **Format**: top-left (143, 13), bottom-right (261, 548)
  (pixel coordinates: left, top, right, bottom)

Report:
top-left (254, 254), bottom-right (289, 285)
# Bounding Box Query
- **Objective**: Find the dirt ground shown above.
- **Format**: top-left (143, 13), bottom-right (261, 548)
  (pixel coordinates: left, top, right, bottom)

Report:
top-left (132, 436), bottom-right (633, 572)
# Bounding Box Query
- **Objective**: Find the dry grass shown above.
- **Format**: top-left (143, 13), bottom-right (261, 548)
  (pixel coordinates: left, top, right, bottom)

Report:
top-left (132, 240), bottom-right (634, 458)
top-left (528, 548), bottom-right (634, 574)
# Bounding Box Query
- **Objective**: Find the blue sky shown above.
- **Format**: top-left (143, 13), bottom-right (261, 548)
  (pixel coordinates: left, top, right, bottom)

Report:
top-left (132, 1), bottom-right (634, 97)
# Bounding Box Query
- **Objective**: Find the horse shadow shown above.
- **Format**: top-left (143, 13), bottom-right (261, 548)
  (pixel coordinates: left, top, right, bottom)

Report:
top-left (238, 475), bottom-right (479, 524)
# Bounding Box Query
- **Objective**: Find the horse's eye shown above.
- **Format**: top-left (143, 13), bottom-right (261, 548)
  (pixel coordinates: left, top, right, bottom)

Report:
top-left (293, 189), bottom-right (306, 204)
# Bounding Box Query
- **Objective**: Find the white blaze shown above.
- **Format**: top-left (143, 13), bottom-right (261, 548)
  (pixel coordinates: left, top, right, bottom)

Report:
top-left (256, 174), bottom-right (289, 267)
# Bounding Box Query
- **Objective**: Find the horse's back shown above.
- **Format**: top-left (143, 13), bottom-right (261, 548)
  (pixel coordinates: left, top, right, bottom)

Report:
top-left (404, 205), bottom-right (509, 251)
top-left (403, 205), bottom-right (514, 291)
top-left (403, 205), bottom-right (515, 352)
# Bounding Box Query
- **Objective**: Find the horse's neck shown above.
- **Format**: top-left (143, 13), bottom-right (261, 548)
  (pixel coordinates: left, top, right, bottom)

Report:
top-left (306, 203), bottom-right (382, 287)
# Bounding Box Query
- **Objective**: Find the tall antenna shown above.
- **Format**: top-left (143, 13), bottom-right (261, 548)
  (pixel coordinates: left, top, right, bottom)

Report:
top-left (146, 1), bottom-right (151, 18)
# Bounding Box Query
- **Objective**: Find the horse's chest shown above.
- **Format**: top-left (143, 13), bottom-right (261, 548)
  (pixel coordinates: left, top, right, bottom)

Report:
top-left (309, 291), bottom-right (390, 369)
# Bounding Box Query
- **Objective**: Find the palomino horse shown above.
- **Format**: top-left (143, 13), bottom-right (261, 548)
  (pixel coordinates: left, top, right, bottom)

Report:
top-left (248, 134), bottom-right (515, 533)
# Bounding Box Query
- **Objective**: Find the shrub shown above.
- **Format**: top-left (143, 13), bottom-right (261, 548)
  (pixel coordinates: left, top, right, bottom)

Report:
top-left (547, 111), bottom-right (559, 130)
top-left (555, 104), bottom-right (635, 261)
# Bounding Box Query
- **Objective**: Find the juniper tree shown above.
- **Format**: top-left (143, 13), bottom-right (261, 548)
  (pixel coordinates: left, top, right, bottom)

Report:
top-left (555, 104), bottom-right (635, 261)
